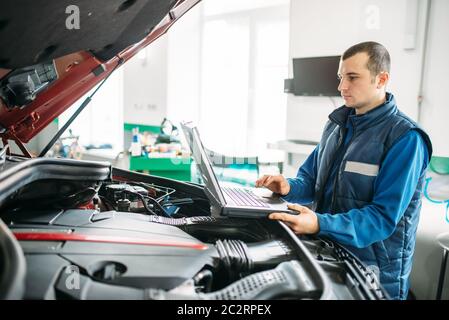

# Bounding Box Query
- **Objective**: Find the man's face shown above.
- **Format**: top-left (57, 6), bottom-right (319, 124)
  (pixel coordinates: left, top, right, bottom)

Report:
top-left (337, 52), bottom-right (384, 110)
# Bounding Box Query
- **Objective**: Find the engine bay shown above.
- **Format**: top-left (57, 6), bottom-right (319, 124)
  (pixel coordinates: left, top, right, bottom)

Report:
top-left (0, 158), bottom-right (387, 300)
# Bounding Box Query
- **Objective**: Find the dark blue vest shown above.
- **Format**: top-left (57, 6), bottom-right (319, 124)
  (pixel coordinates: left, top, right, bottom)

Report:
top-left (315, 93), bottom-right (432, 299)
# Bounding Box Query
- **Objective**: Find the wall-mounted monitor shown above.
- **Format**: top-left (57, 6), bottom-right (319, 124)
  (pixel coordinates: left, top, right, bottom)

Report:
top-left (292, 56), bottom-right (340, 97)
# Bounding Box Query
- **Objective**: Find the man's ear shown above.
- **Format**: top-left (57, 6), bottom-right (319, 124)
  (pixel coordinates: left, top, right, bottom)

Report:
top-left (377, 71), bottom-right (390, 88)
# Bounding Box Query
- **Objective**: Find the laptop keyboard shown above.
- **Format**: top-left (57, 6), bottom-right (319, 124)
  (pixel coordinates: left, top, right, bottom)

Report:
top-left (223, 187), bottom-right (270, 208)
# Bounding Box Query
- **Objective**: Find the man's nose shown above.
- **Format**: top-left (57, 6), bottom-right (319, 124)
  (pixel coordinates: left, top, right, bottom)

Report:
top-left (338, 78), bottom-right (348, 92)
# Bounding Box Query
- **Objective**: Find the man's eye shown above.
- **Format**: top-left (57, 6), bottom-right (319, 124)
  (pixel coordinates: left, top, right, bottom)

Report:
top-left (349, 76), bottom-right (357, 81)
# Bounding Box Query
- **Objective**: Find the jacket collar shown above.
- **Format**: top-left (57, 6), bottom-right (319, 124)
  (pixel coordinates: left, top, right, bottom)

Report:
top-left (329, 92), bottom-right (397, 131)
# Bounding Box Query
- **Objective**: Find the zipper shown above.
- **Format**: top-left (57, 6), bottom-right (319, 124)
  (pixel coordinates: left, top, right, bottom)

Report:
top-left (315, 126), bottom-right (346, 211)
top-left (331, 117), bottom-right (356, 212)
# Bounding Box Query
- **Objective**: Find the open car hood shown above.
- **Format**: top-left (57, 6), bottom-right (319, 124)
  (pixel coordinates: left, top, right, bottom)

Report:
top-left (0, 0), bottom-right (200, 154)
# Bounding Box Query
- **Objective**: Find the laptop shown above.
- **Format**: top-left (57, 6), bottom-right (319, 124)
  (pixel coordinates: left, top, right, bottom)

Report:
top-left (181, 122), bottom-right (294, 218)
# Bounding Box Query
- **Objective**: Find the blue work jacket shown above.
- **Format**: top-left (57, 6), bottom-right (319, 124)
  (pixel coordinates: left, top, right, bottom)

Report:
top-left (283, 93), bottom-right (432, 299)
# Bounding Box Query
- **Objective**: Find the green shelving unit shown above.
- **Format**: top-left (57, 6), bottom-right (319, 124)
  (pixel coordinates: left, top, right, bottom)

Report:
top-left (129, 156), bottom-right (192, 181)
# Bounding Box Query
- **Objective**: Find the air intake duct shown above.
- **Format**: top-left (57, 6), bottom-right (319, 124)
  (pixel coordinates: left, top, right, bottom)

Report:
top-left (214, 239), bottom-right (294, 280)
top-left (147, 260), bottom-right (319, 300)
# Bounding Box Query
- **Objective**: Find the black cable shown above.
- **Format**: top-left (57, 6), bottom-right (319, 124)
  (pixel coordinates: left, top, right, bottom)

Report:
top-left (130, 181), bottom-right (176, 202)
top-left (144, 194), bottom-right (171, 217)
top-left (136, 193), bottom-right (157, 216)
top-left (99, 195), bottom-right (115, 211)
top-left (123, 190), bottom-right (157, 216)
top-left (126, 189), bottom-right (173, 217)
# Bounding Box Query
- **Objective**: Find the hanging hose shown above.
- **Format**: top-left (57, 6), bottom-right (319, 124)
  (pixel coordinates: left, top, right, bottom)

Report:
top-left (215, 239), bottom-right (253, 281)
top-left (423, 177), bottom-right (449, 223)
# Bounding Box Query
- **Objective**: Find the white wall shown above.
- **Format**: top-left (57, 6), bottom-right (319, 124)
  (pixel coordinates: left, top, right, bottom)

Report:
top-left (286, 0), bottom-right (431, 146)
top-left (410, 0), bottom-right (449, 299)
top-left (123, 4), bottom-right (202, 128)
top-left (420, 0), bottom-right (449, 157)
top-left (123, 36), bottom-right (168, 126)
top-left (412, 194), bottom-right (449, 300)
top-left (166, 4), bottom-right (202, 125)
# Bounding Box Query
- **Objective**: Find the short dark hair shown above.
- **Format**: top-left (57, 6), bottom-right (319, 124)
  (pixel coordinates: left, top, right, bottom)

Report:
top-left (342, 41), bottom-right (391, 76)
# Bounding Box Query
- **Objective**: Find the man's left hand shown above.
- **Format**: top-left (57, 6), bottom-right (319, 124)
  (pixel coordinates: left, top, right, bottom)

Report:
top-left (269, 204), bottom-right (319, 235)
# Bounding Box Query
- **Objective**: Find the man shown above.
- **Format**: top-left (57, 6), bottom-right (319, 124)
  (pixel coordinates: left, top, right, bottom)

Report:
top-left (256, 41), bottom-right (432, 300)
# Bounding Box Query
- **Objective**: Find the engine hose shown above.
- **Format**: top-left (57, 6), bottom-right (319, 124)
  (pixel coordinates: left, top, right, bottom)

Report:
top-left (192, 269), bottom-right (213, 293)
top-left (147, 260), bottom-right (319, 300)
top-left (202, 260), bottom-right (317, 300)
top-left (215, 239), bottom-right (253, 280)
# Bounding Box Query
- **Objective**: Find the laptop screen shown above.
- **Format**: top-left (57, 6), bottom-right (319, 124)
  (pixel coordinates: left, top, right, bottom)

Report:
top-left (180, 122), bottom-right (226, 206)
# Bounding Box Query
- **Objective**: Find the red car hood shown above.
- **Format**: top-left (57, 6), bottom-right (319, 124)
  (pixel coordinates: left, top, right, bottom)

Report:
top-left (0, 0), bottom-right (200, 155)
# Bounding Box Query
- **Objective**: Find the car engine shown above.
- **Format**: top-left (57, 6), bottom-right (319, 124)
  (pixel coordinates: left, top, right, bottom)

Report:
top-left (0, 157), bottom-right (387, 300)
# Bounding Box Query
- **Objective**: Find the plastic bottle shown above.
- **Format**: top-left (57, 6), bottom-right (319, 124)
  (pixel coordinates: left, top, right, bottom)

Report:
top-left (130, 127), bottom-right (142, 157)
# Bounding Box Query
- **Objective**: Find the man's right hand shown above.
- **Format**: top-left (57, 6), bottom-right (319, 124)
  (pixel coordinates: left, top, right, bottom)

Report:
top-left (255, 174), bottom-right (290, 196)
